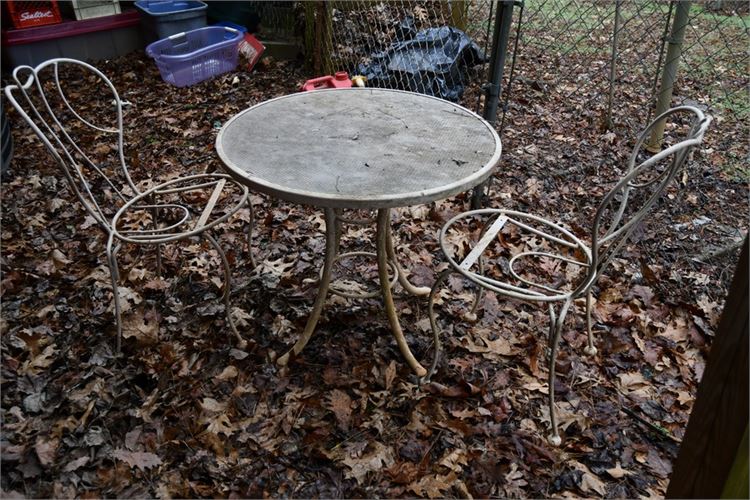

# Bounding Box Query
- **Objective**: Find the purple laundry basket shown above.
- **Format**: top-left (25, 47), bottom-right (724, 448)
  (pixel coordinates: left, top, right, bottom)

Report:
top-left (146, 26), bottom-right (242, 87)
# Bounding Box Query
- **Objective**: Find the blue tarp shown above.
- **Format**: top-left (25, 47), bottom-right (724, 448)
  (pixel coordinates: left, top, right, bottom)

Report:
top-left (357, 18), bottom-right (486, 101)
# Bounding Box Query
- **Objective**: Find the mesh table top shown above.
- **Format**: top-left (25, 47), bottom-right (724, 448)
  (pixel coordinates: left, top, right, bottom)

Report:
top-left (216, 88), bottom-right (501, 209)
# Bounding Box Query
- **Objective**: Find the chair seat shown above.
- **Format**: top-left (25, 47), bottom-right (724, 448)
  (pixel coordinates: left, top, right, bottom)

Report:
top-left (439, 208), bottom-right (593, 302)
top-left (111, 173), bottom-right (249, 244)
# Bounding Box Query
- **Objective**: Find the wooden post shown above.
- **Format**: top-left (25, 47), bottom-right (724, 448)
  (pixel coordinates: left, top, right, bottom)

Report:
top-left (646, 1), bottom-right (691, 152)
top-left (721, 426), bottom-right (749, 499)
top-left (666, 237), bottom-right (749, 498)
top-left (450, 1), bottom-right (470, 31)
top-left (304, 1), bottom-right (333, 75)
top-left (304, 2), bottom-right (317, 73)
top-left (318, 1), bottom-right (333, 75)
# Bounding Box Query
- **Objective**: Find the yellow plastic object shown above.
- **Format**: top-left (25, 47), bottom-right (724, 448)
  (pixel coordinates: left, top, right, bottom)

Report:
top-left (351, 75), bottom-right (367, 88)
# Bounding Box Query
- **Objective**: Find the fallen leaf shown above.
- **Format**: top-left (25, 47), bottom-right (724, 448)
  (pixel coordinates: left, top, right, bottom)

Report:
top-left (22, 345), bottom-right (57, 375)
top-left (200, 398), bottom-right (227, 413)
top-left (645, 448), bottom-right (672, 478)
top-left (143, 278), bottom-right (170, 291)
top-left (231, 307), bottom-right (254, 328)
top-left (570, 461), bottom-right (607, 496)
top-left (113, 449), bottom-right (162, 471)
top-left (121, 312), bottom-right (159, 344)
top-left (63, 456), bottom-right (90, 472)
top-left (438, 449), bottom-right (467, 473)
top-left (206, 413), bottom-right (234, 436)
top-left (34, 436), bottom-right (59, 467)
top-left (327, 389), bottom-right (353, 430)
top-left (605, 462), bottom-right (632, 479)
top-left (215, 365), bottom-right (239, 381)
top-left (341, 442), bottom-right (395, 484)
top-left (51, 249), bottom-right (71, 266)
top-left (408, 472), bottom-right (457, 499)
top-left (618, 372), bottom-right (648, 391)
top-left (384, 360), bottom-right (397, 390)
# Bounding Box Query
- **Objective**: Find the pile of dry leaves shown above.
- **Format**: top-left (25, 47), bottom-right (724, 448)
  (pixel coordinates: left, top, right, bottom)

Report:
top-left (0, 46), bottom-right (745, 498)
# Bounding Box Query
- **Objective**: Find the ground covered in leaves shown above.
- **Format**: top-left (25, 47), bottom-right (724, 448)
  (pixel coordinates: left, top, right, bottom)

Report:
top-left (1, 48), bottom-right (747, 498)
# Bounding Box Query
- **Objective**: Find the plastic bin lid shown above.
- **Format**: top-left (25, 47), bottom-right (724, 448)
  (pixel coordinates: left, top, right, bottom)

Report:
top-left (135, 1), bottom-right (207, 16)
top-left (214, 21), bottom-right (247, 33)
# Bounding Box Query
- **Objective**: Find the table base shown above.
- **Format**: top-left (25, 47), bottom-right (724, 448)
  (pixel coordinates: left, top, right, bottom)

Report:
top-left (276, 207), bottom-right (430, 376)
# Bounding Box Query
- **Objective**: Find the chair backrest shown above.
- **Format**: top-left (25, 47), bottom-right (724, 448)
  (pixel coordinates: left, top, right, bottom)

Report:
top-left (580, 106), bottom-right (711, 293)
top-left (4, 58), bottom-right (138, 233)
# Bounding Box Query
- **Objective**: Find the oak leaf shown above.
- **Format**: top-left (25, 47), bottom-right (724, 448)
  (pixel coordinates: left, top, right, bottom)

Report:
top-left (22, 345), bottom-right (57, 375)
top-left (206, 413), bottom-right (234, 436)
top-left (113, 449), bottom-right (162, 471)
top-left (408, 472), bottom-right (457, 499)
top-left (341, 442), bottom-right (395, 484)
top-left (327, 389), bottom-right (353, 430)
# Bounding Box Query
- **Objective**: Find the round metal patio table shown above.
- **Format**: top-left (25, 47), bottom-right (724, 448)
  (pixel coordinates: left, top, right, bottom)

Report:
top-left (216, 88), bottom-right (501, 376)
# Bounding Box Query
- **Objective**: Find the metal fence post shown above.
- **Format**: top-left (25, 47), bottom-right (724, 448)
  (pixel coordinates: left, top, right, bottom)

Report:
top-left (605, 0), bottom-right (622, 130)
top-left (471, 0), bottom-right (516, 209)
top-left (646, 1), bottom-right (692, 152)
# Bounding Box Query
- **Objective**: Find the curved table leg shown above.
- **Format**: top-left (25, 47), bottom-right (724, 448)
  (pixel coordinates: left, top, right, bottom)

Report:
top-left (377, 209), bottom-right (428, 377)
top-left (245, 197), bottom-right (257, 270)
top-left (384, 212), bottom-right (431, 296)
top-left (278, 207), bottom-right (338, 367)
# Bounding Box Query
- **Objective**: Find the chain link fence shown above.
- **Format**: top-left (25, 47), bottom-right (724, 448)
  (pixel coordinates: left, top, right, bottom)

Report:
top-left (302, 1), bottom-right (747, 140)
top-left (306, 0), bottom-right (497, 113)
top-left (299, 0), bottom-right (748, 202)
top-left (507, 0), bottom-right (748, 129)
top-left (296, 0), bottom-right (748, 284)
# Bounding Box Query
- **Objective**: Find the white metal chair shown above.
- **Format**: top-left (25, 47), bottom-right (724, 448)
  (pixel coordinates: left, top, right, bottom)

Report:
top-left (4, 58), bottom-right (254, 352)
top-left (425, 106), bottom-right (711, 445)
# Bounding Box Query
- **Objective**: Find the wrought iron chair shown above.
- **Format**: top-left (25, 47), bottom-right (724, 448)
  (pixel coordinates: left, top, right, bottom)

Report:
top-left (4, 58), bottom-right (254, 352)
top-left (425, 106), bottom-right (711, 445)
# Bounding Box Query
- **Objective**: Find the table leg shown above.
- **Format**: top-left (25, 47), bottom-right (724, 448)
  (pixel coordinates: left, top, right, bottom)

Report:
top-left (377, 209), bottom-right (428, 377)
top-left (385, 216), bottom-right (431, 296)
top-left (277, 207), bottom-right (338, 367)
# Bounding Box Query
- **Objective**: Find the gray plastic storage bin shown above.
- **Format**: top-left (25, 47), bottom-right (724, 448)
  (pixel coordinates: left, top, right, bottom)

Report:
top-left (135, 1), bottom-right (207, 43)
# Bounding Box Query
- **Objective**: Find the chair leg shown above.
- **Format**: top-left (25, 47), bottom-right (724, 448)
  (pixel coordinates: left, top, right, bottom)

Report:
top-left (425, 269), bottom-right (454, 382)
top-left (204, 232), bottom-right (248, 350)
top-left (148, 197), bottom-right (163, 277)
top-left (155, 244), bottom-right (163, 278)
top-left (245, 198), bottom-right (257, 270)
top-left (583, 291), bottom-right (598, 356)
top-left (106, 235), bottom-right (123, 354)
top-left (547, 298), bottom-right (572, 447)
top-left (464, 256), bottom-right (484, 322)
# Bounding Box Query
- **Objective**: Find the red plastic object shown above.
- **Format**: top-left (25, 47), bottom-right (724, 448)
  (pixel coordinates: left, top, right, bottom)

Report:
top-left (6, 1), bottom-right (62, 29)
top-left (2, 10), bottom-right (139, 45)
top-left (301, 72), bottom-right (353, 91)
top-left (239, 33), bottom-right (265, 71)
